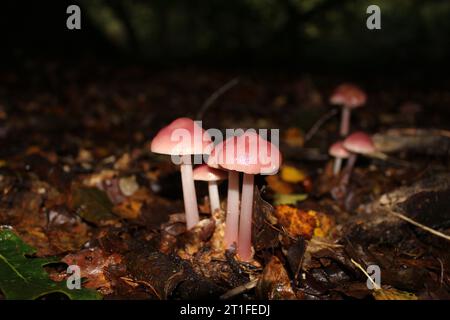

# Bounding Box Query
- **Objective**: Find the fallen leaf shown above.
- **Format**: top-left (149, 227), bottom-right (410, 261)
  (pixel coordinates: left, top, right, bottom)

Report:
top-left (71, 186), bottom-right (116, 225)
top-left (281, 165), bottom-right (307, 183)
top-left (283, 127), bottom-right (304, 147)
top-left (275, 205), bottom-right (317, 239)
top-left (256, 256), bottom-right (297, 299)
top-left (62, 247), bottom-right (122, 295)
top-left (273, 193), bottom-right (308, 206)
top-left (373, 287), bottom-right (418, 300)
top-left (266, 175), bottom-right (294, 194)
top-left (0, 229), bottom-right (101, 300)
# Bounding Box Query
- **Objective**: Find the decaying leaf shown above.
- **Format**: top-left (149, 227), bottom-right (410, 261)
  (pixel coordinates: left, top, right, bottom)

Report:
top-left (252, 188), bottom-right (279, 251)
top-left (373, 287), bottom-right (418, 300)
top-left (71, 186), bottom-right (117, 225)
top-left (276, 205), bottom-right (316, 239)
top-left (256, 256), bottom-right (296, 299)
top-left (0, 229), bottom-right (101, 300)
top-left (62, 247), bottom-right (122, 295)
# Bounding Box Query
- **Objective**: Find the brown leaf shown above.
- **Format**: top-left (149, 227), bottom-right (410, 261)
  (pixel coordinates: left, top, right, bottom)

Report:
top-left (256, 256), bottom-right (296, 299)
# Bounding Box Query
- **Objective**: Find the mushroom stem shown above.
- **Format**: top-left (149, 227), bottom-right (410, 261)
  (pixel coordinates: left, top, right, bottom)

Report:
top-left (237, 173), bottom-right (254, 261)
top-left (340, 107), bottom-right (351, 137)
top-left (224, 171), bottom-right (240, 249)
top-left (340, 153), bottom-right (357, 187)
top-left (333, 157), bottom-right (343, 175)
top-left (180, 155), bottom-right (199, 229)
top-left (208, 180), bottom-right (220, 213)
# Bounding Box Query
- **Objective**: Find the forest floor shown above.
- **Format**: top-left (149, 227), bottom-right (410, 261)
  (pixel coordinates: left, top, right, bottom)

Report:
top-left (0, 60), bottom-right (449, 300)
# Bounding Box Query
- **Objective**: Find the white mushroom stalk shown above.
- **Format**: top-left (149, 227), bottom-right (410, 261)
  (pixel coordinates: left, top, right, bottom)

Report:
top-left (208, 180), bottom-right (220, 213)
top-left (150, 117), bottom-right (211, 230)
top-left (217, 131), bottom-right (281, 261)
top-left (237, 173), bottom-right (255, 261)
top-left (192, 164), bottom-right (227, 216)
top-left (180, 155), bottom-right (200, 229)
top-left (224, 170), bottom-right (240, 249)
top-left (329, 140), bottom-right (350, 176)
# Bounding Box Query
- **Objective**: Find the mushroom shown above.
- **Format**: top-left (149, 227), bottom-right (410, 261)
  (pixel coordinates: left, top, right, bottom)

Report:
top-left (340, 131), bottom-right (375, 186)
top-left (150, 117), bottom-right (211, 229)
top-left (193, 164), bottom-right (227, 214)
top-left (330, 83), bottom-right (367, 137)
top-left (208, 136), bottom-right (241, 249)
top-left (329, 140), bottom-right (350, 175)
top-left (218, 131), bottom-right (281, 261)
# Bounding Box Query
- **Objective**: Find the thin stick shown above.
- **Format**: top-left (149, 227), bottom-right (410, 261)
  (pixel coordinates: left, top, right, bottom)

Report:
top-left (220, 278), bottom-right (259, 300)
top-left (389, 210), bottom-right (450, 241)
top-left (305, 108), bottom-right (338, 142)
top-left (437, 257), bottom-right (444, 287)
top-left (197, 77), bottom-right (240, 119)
top-left (350, 258), bottom-right (381, 290)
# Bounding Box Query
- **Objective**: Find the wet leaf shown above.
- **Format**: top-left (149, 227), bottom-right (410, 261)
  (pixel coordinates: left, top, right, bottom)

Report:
top-left (252, 188), bottom-right (279, 251)
top-left (256, 256), bottom-right (296, 300)
top-left (71, 186), bottom-right (116, 225)
top-left (126, 252), bottom-right (187, 299)
top-left (62, 247), bottom-right (122, 295)
top-left (0, 229), bottom-right (101, 300)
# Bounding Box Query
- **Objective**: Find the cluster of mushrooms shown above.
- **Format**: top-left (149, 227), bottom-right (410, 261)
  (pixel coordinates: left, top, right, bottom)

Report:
top-left (149, 84), bottom-right (374, 261)
top-left (150, 118), bottom-right (281, 261)
top-left (328, 83), bottom-right (376, 187)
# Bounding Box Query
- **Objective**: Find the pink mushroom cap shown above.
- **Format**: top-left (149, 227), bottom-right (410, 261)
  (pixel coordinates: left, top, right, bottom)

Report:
top-left (329, 141), bottom-right (350, 158)
top-left (212, 131), bottom-right (282, 175)
top-left (193, 164), bottom-right (228, 181)
top-left (330, 83), bottom-right (367, 109)
top-left (343, 131), bottom-right (375, 154)
top-left (150, 117), bottom-right (212, 155)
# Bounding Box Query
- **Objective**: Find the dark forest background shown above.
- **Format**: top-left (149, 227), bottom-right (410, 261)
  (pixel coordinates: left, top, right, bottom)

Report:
top-left (1, 0), bottom-right (450, 74)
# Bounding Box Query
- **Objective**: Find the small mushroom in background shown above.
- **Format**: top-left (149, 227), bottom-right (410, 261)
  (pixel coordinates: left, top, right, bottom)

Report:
top-left (208, 136), bottom-right (241, 250)
top-left (219, 131), bottom-right (282, 261)
top-left (330, 83), bottom-right (367, 137)
top-left (340, 131), bottom-right (376, 186)
top-left (150, 117), bottom-right (212, 229)
top-left (329, 140), bottom-right (350, 175)
top-left (193, 164), bottom-right (227, 214)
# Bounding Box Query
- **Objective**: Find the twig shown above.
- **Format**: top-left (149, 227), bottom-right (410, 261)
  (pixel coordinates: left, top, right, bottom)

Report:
top-left (389, 210), bottom-right (450, 241)
top-left (437, 257), bottom-right (444, 287)
top-left (196, 77), bottom-right (240, 119)
top-left (220, 278), bottom-right (259, 300)
top-left (367, 151), bottom-right (420, 169)
top-left (309, 238), bottom-right (343, 248)
top-left (305, 108), bottom-right (338, 142)
top-left (135, 279), bottom-right (162, 300)
top-left (350, 258), bottom-right (381, 290)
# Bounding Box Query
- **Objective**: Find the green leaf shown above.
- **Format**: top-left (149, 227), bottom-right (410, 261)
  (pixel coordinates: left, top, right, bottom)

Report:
top-left (273, 193), bottom-right (308, 206)
top-left (72, 186), bottom-right (116, 225)
top-left (0, 229), bottom-right (101, 300)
